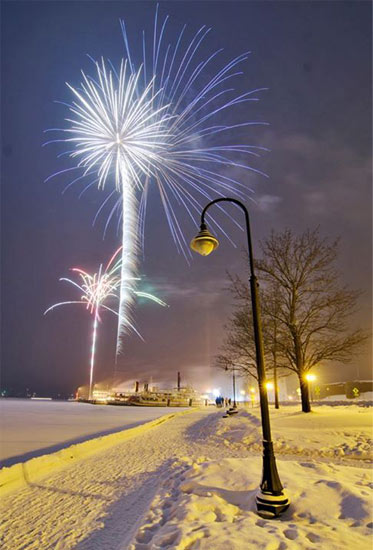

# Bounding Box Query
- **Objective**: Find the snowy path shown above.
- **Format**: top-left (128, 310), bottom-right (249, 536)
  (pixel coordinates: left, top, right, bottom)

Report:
top-left (0, 410), bottom-right (244, 550)
top-left (1, 407), bottom-right (372, 550)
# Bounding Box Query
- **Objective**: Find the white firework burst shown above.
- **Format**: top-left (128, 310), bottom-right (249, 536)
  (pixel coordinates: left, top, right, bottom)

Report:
top-left (46, 6), bottom-right (268, 357)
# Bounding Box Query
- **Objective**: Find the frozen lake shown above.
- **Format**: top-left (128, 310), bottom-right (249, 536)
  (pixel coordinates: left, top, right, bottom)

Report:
top-left (0, 398), bottom-right (188, 467)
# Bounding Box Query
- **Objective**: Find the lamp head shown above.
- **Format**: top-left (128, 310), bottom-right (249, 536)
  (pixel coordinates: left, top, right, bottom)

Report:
top-left (190, 224), bottom-right (219, 256)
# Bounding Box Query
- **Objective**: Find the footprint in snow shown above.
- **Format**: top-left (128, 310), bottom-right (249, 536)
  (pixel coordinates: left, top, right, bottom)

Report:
top-left (306, 532), bottom-right (321, 543)
top-left (255, 519), bottom-right (268, 528)
top-left (283, 528), bottom-right (298, 540)
top-left (157, 529), bottom-right (179, 547)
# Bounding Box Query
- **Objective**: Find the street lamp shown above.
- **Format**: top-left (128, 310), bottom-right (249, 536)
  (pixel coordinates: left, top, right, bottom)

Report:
top-left (249, 387), bottom-right (256, 408)
top-left (226, 365), bottom-right (237, 409)
top-left (224, 365), bottom-right (238, 415)
top-left (305, 373), bottom-right (316, 402)
top-left (190, 197), bottom-right (290, 518)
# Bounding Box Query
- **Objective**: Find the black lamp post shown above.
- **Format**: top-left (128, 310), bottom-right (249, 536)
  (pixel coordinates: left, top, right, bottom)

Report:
top-left (232, 365), bottom-right (237, 408)
top-left (225, 364), bottom-right (237, 412)
top-left (190, 197), bottom-right (290, 518)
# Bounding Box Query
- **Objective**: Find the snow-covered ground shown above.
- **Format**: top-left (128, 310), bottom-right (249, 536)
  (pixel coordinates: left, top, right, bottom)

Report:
top-left (320, 392), bottom-right (373, 401)
top-left (1, 404), bottom-right (372, 549)
top-left (0, 399), bottom-right (188, 466)
top-left (131, 457), bottom-right (372, 550)
top-left (214, 404), bottom-right (373, 460)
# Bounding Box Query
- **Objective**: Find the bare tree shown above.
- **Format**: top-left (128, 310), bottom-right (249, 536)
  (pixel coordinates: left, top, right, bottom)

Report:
top-left (216, 304), bottom-right (258, 381)
top-left (256, 228), bottom-right (368, 412)
top-left (217, 274), bottom-right (288, 407)
top-left (261, 284), bottom-right (283, 409)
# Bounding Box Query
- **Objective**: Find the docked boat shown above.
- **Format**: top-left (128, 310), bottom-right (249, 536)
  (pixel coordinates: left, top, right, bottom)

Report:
top-left (78, 372), bottom-right (207, 407)
top-left (109, 387), bottom-right (205, 407)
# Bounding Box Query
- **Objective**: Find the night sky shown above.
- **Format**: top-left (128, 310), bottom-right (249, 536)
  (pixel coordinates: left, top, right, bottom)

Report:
top-left (1, 1), bottom-right (371, 397)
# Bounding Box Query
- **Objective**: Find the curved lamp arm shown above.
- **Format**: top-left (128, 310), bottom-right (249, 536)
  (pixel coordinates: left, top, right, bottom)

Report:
top-left (200, 197), bottom-right (256, 276)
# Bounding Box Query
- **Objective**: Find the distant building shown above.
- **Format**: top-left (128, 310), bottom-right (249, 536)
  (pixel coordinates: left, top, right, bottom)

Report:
top-left (319, 380), bottom-right (373, 399)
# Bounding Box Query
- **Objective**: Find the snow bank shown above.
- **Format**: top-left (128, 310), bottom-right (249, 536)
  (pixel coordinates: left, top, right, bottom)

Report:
top-left (214, 405), bottom-right (373, 461)
top-left (0, 410), bottom-right (191, 497)
top-left (130, 456), bottom-right (373, 550)
top-left (320, 393), bottom-right (373, 402)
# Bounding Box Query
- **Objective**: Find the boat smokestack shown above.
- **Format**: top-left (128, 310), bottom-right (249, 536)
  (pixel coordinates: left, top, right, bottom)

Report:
top-left (135, 381), bottom-right (139, 393)
top-left (177, 372), bottom-right (181, 391)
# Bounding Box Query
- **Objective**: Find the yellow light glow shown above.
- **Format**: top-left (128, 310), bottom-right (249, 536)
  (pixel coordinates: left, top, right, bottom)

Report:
top-left (190, 227), bottom-right (219, 256)
top-left (190, 237), bottom-right (218, 256)
top-left (240, 390), bottom-right (246, 395)
top-left (266, 382), bottom-right (274, 390)
top-left (249, 387), bottom-right (256, 393)
top-left (305, 373), bottom-right (316, 382)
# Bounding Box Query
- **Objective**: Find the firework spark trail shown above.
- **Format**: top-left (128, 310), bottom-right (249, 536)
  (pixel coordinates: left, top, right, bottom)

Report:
top-left (121, 5), bottom-right (270, 254)
top-left (46, 59), bottom-right (171, 355)
top-left (46, 5), bottom-right (268, 357)
top-left (44, 248), bottom-right (167, 399)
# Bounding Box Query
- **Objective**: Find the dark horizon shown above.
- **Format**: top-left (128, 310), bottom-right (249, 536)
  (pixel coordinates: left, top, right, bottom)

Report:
top-left (1, 1), bottom-right (372, 397)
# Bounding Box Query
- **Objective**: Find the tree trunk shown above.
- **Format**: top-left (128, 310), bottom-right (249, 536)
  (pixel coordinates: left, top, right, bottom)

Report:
top-left (299, 374), bottom-right (311, 413)
top-left (273, 357), bottom-right (279, 409)
top-left (273, 315), bottom-right (279, 409)
top-left (292, 327), bottom-right (310, 412)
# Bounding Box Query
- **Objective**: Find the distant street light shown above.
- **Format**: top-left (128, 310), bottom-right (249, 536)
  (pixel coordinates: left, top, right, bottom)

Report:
top-left (305, 373), bottom-right (317, 402)
top-left (249, 387), bottom-right (256, 408)
top-left (226, 365), bottom-right (237, 408)
top-left (232, 365), bottom-right (237, 408)
top-left (190, 197), bottom-right (290, 518)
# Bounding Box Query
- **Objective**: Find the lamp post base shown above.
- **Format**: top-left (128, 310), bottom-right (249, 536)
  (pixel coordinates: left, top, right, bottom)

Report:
top-left (256, 490), bottom-right (290, 518)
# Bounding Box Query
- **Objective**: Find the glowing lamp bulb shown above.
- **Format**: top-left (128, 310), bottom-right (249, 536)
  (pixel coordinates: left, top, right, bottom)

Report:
top-left (266, 382), bottom-right (274, 390)
top-left (250, 387), bottom-right (256, 393)
top-left (305, 373), bottom-right (316, 382)
top-left (190, 225), bottom-right (219, 256)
